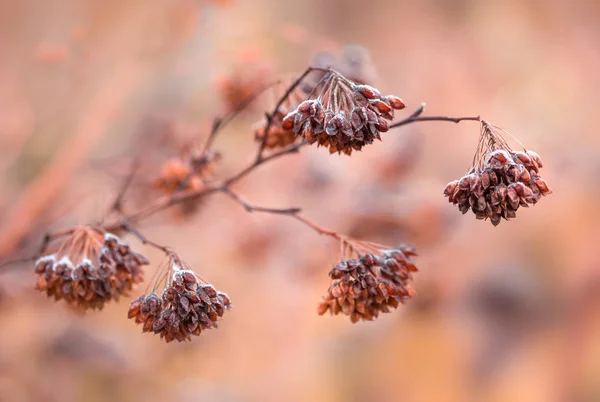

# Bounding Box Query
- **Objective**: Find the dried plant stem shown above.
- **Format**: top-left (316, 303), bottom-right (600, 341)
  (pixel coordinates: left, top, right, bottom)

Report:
top-left (225, 140), bottom-right (307, 186)
top-left (0, 228), bottom-right (74, 271)
top-left (220, 187), bottom-right (341, 241)
top-left (2, 73), bottom-right (486, 272)
top-left (389, 102), bottom-right (480, 129)
top-left (119, 220), bottom-right (171, 254)
top-left (255, 66), bottom-right (327, 161)
top-left (201, 81), bottom-right (280, 155)
top-left (109, 156), bottom-right (142, 215)
top-left (220, 187), bottom-right (301, 215)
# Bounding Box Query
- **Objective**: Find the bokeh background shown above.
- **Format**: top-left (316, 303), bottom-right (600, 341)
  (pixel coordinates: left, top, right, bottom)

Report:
top-left (1, 0), bottom-right (599, 401)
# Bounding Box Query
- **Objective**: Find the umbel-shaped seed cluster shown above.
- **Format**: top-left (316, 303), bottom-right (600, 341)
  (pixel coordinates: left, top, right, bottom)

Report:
top-left (35, 229), bottom-right (148, 310)
top-left (318, 245), bottom-right (417, 323)
top-left (282, 70), bottom-right (405, 155)
top-left (128, 256), bottom-right (232, 342)
top-left (444, 123), bottom-right (552, 226)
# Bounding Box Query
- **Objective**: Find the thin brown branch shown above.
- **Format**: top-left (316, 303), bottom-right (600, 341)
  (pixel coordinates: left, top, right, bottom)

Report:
top-left (1, 69), bottom-right (485, 273)
top-left (119, 219), bottom-right (171, 254)
top-left (220, 187), bottom-right (340, 240)
top-left (255, 66), bottom-right (327, 162)
top-left (389, 103), bottom-right (480, 129)
top-left (0, 228), bottom-right (75, 272)
top-left (110, 156), bottom-right (141, 214)
top-left (102, 184), bottom-right (222, 232)
top-left (220, 186), bottom-right (301, 215)
top-left (105, 102), bottom-right (479, 232)
top-left (175, 80), bottom-right (284, 194)
top-left (201, 80), bottom-right (280, 155)
top-left (225, 140), bottom-right (307, 186)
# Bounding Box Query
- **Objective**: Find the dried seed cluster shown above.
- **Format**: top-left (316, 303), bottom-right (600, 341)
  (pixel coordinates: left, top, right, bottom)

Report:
top-left (282, 70), bottom-right (405, 155)
top-left (35, 231), bottom-right (148, 310)
top-left (445, 146), bottom-right (552, 226)
top-left (128, 262), bottom-right (231, 342)
top-left (153, 151), bottom-right (217, 196)
top-left (318, 245), bottom-right (417, 323)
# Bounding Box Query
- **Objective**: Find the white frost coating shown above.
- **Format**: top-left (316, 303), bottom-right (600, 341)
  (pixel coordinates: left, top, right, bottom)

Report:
top-left (489, 149), bottom-right (511, 161)
top-left (57, 256), bottom-right (74, 268)
top-left (79, 258), bottom-right (93, 267)
top-left (103, 233), bottom-right (121, 243)
top-left (218, 292), bottom-right (232, 309)
top-left (37, 255), bottom-right (56, 264)
top-left (172, 269), bottom-right (198, 282)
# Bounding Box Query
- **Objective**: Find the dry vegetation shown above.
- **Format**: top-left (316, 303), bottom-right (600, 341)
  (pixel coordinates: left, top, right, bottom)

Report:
top-left (0, 1), bottom-right (599, 401)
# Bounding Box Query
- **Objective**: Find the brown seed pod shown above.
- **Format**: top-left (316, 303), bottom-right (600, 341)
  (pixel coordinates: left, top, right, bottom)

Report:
top-left (443, 122), bottom-right (552, 225)
top-left (318, 244), bottom-right (417, 323)
top-left (282, 69), bottom-right (405, 155)
top-left (34, 228), bottom-right (148, 311)
top-left (128, 253), bottom-right (232, 343)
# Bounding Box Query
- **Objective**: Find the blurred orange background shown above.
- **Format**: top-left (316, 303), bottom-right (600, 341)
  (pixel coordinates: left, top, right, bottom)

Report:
top-left (0, 1), bottom-right (599, 401)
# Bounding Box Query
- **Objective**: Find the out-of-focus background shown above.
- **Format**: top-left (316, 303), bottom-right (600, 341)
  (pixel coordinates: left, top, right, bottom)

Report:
top-left (0, 0), bottom-right (599, 401)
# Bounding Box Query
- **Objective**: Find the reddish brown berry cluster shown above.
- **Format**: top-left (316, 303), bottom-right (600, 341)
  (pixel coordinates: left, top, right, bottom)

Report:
top-left (34, 229), bottom-right (148, 310)
top-left (444, 123), bottom-right (552, 226)
top-left (282, 70), bottom-right (405, 155)
top-left (318, 245), bottom-right (417, 323)
top-left (128, 257), bottom-right (231, 342)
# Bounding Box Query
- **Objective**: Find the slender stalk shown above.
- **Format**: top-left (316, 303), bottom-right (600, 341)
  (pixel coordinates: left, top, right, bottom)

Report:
top-left (0, 228), bottom-right (75, 271)
top-left (1, 70), bottom-right (487, 273)
top-left (389, 103), bottom-right (480, 129)
top-left (119, 220), bottom-right (171, 254)
top-left (255, 66), bottom-right (327, 161)
top-left (220, 187), bottom-right (341, 240)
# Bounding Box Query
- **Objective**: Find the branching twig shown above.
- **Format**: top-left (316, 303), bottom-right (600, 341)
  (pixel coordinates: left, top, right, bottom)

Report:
top-left (201, 81), bottom-right (279, 155)
top-left (0, 229), bottom-right (75, 272)
top-left (220, 187), bottom-right (301, 215)
top-left (389, 103), bottom-right (480, 129)
top-left (255, 66), bottom-right (327, 162)
top-left (119, 219), bottom-right (171, 254)
top-left (109, 156), bottom-right (141, 214)
top-left (220, 187), bottom-right (340, 240)
top-left (225, 140), bottom-right (307, 186)
top-left (1, 70), bottom-right (485, 273)
top-left (175, 80), bottom-right (282, 194)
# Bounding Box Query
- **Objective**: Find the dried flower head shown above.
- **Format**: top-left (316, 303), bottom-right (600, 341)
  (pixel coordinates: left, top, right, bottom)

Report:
top-left (128, 251), bottom-right (231, 342)
top-left (153, 150), bottom-right (218, 195)
top-left (282, 69), bottom-right (405, 155)
top-left (34, 227), bottom-right (149, 310)
top-left (444, 121), bottom-right (552, 225)
top-left (318, 240), bottom-right (417, 323)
